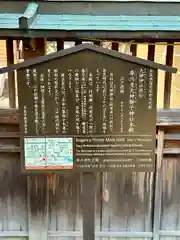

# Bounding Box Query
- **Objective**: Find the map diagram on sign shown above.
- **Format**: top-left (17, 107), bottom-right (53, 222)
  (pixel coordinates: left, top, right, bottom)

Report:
top-left (24, 137), bottom-right (73, 170)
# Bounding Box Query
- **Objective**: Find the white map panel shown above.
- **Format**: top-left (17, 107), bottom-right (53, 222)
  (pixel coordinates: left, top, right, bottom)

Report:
top-left (24, 137), bottom-right (73, 170)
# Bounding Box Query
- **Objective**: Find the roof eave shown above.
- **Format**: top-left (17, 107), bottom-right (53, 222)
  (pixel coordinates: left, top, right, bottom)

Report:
top-left (0, 43), bottom-right (177, 74)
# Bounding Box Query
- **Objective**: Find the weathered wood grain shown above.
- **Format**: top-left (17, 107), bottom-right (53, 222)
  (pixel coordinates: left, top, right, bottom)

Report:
top-left (157, 110), bottom-right (180, 126)
top-left (27, 175), bottom-right (49, 240)
top-left (0, 109), bottom-right (18, 124)
top-left (95, 173), bottom-right (101, 231)
top-left (153, 129), bottom-right (164, 240)
top-left (0, 154), bottom-right (27, 232)
top-left (101, 172), bottom-right (153, 232)
top-left (161, 158), bottom-right (180, 231)
top-left (48, 173), bottom-right (83, 232)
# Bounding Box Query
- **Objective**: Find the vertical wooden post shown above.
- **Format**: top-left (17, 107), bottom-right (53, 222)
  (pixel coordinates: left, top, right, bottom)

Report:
top-left (82, 172), bottom-right (95, 240)
top-left (111, 42), bottom-right (119, 51)
top-left (164, 42), bottom-right (174, 108)
top-left (147, 43), bottom-right (155, 61)
top-left (75, 39), bottom-right (82, 45)
top-left (56, 39), bottom-right (64, 51)
top-left (153, 129), bottom-right (164, 240)
top-left (130, 44), bottom-right (137, 56)
top-left (6, 38), bottom-right (16, 108)
top-left (23, 38), bottom-right (45, 60)
top-left (93, 41), bottom-right (101, 46)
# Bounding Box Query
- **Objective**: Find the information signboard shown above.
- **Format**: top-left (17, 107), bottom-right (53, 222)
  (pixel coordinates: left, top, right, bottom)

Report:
top-left (14, 45), bottom-right (161, 172)
top-left (24, 137), bottom-right (73, 170)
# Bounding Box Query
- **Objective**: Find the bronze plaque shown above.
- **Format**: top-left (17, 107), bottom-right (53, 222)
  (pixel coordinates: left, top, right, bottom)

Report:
top-left (18, 49), bottom-right (157, 172)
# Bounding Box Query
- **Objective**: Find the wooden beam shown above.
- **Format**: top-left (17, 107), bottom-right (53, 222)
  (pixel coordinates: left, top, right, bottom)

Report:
top-left (130, 44), bottom-right (137, 56)
top-left (147, 44), bottom-right (155, 61)
top-left (3, 30), bottom-right (180, 41)
top-left (56, 39), bottom-right (64, 51)
top-left (163, 42), bottom-right (174, 108)
top-left (111, 42), bottom-right (119, 51)
top-left (6, 38), bottom-right (16, 108)
top-left (19, 3), bottom-right (38, 30)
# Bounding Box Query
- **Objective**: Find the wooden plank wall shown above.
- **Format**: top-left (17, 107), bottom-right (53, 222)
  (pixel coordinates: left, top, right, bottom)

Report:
top-left (0, 109), bottom-right (178, 240)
